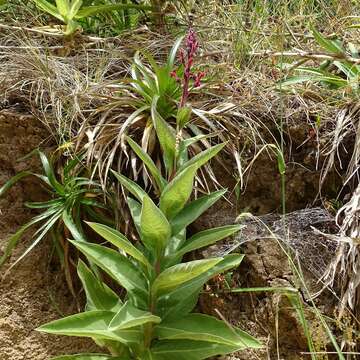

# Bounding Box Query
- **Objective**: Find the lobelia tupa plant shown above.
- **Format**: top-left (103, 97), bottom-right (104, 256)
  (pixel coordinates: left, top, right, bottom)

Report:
top-left (31, 0), bottom-right (151, 35)
top-left (89, 29), bottom-right (227, 192)
top-left (37, 134), bottom-right (262, 358)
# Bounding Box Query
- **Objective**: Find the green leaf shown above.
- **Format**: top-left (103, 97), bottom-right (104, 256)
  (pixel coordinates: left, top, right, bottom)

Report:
top-left (311, 26), bottom-right (344, 54)
top-left (39, 151), bottom-right (65, 195)
top-left (176, 224), bottom-right (243, 257)
top-left (33, 0), bottom-right (65, 21)
top-left (170, 189), bottom-right (226, 235)
top-left (65, 19), bottom-right (80, 35)
top-left (155, 313), bottom-right (261, 348)
top-left (151, 96), bottom-right (176, 174)
top-left (127, 197), bottom-right (142, 235)
top-left (279, 75), bottom-right (314, 87)
top-left (75, 3), bottom-right (151, 19)
top-left (157, 254), bottom-right (244, 321)
top-left (140, 196), bottom-right (171, 254)
top-left (70, 241), bottom-right (148, 301)
top-left (37, 311), bottom-right (140, 344)
top-left (111, 170), bottom-right (147, 203)
top-left (176, 106), bottom-right (192, 130)
top-left (164, 230), bottom-right (186, 259)
top-left (86, 222), bottom-right (150, 268)
top-left (150, 340), bottom-right (246, 360)
top-left (277, 150), bottom-right (286, 175)
top-left (178, 143), bottom-right (226, 173)
top-left (62, 207), bottom-right (86, 242)
top-left (109, 301), bottom-right (161, 330)
top-left (167, 36), bottom-right (184, 68)
top-left (68, 0), bottom-right (82, 19)
top-left (159, 165), bottom-right (197, 220)
top-left (8, 208), bottom-right (62, 269)
top-left (77, 260), bottom-right (122, 312)
top-left (152, 258), bottom-right (222, 296)
top-left (55, 0), bottom-right (70, 18)
top-left (126, 136), bottom-right (167, 191)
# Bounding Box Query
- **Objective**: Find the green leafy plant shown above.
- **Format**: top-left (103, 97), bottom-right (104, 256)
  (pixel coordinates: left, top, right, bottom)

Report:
top-left (281, 27), bottom-right (360, 94)
top-left (31, 0), bottom-right (151, 35)
top-left (37, 138), bottom-right (261, 359)
top-left (0, 151), bottom-right (111, 272)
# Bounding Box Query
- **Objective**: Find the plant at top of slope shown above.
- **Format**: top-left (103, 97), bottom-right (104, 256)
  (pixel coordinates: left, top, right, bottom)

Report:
top-left (31, 0), bottom-right (151, 36)
top-left (280, 27), bottom-right (360, 96)
top-left (0, 150), bottom-right (112, 281)
top-left (88, 29), bottom-right (229, 192)
top-left (37, 136), bottom-right (262, 359)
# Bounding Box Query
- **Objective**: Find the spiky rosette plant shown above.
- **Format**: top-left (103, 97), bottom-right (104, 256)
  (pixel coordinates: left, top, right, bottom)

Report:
top-left (87, 29), bottom-right (230, 192)
top-left (37, 136), bottom-right (261, 359)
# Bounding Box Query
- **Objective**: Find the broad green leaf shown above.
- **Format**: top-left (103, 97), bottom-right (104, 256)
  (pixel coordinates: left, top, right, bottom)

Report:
top-left (277, 150), bottom-right (286, 175)
top-left (170, 189), bottom-right (226, 235)
top-left (126, 136), bottom-right (166, 191)
top-left (177, 133), bottom-right (219, 169)
top-left (86, 222), bottom-right (150, 268)
top-left (111, 170), bottom-right (147, 203)
top-left (151, 96), bottom-right (176, 174)
top-left (150, 339), bottom-right (246, 360)
top-left (70, 241), bottom-right (148, 301)
top-left (167, 36), bottom-right (184, 68)
top-left (55, 0), bottom-right (70, 18)
top-left (178, 143), bottom-right (226, 173)
top-left (33, 0), bottom-right (64, 21)
top-left (155, 313), bottom-right (261, 348)
top-left (164, 230), bottom-right (186, 259)
top-left (159, 165), bottom-right (197, 220)
top-left (77, 260), bottom-right (122, 312)
top-left (176, 106), bottom-right (192, 130)
top-left (176, 224), bottom-right (243, 257)
top-left (127, 197), bottom-right (142, 235)
top-left (141, 196), bottom-right (171, 254)
top-left (152, 258), bottom-right (222, 295)
top-left (109, 301), bottom-right (161, 330)
top-left (37, 311), bottom-right (140, 344)
top-left (157, 254), bottom-right (244, 321)
top-left (75, 3), bottom-right (151, 19)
